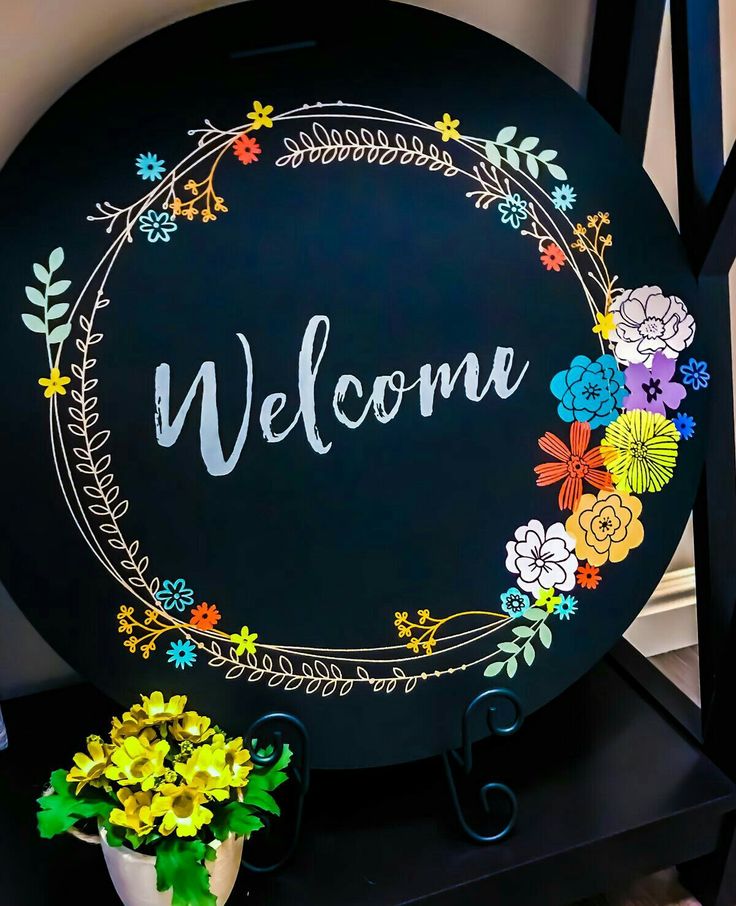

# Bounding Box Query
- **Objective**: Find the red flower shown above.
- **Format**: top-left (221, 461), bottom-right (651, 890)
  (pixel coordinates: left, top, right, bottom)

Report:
top-left (534, 421), bottom-right (613, 510)
top-left (233, 134), bottom-right (261, 165)
top-left (540, 242), bottom-right (567, 272)
top-left (189, 602), bottom-right (221, 630)
top-left (576, 562), bottom-right (602, 590)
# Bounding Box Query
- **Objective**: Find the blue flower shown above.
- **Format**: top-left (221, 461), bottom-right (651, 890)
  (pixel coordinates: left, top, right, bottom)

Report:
top-left (551, 183), bottom-right (577, 212)
top-left (155, 578), bottom-right (194, 612)
top-left (136, 152), bottom-right (166, 181)
top-left (167, 639), bottom-right (197, 669)
top-left (498, 193), bottom-right (528, 230)
top-left (550, 354), bottom-right (626, 428)
top-left (672, 412), bottom-right (695, 440)
top-left (139, 210), bottom-right (177, 243)
top-left (555, 595), bottom-right (578, 620)
top-left (680, 358), bottom-right (710, 390)
top-left (500, 587), bottom-right (530, 618)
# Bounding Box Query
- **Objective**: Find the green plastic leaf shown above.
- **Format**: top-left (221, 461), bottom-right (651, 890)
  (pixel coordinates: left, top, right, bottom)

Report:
top-left (539, 622), bottom-right (553, 649)
top-left (547, 163), bottom-right (568, 181)
top-left (484, 661), bottom-right (504, 677)
top-left (47, 303), bottom-right (69, 320)
top-left (48, 247), bottom-right (64, 272)
top-left (506, 656), bottom-right (518, 679)
top-left (37, 769), bottom-right (114, 839)
top-left (524, 607), bottom-right (545, 621)
top-left (48, 323), bottom-right (71, 344)
top-left (100, 821), bottom-right (126, 848)
top-left (155, 838), bottom-right (216, 906)
top-left (497, 641), bottom-right (520, 654)
top-left (47, 280), bottom-right (71, 296)
top-left (519, 136), bottom-right (539, 151)
top-left (526, 155), bottom-right (540, 179)
top-left (505, 146), bottom-right (520, 170)
top-left (512, 626), bottom-right (533, 638)
top-left (25, 286), bottom-right (46, 307)
top-left (537, 149), bottom-right (558, 162)
top-left (242, 785), bottom-right (280, 816)
top-left (21, 313), bottom-right (46, 334)
top-left (496, 125), bottom-right (517, 144)
top-left (523, 643), bottom-right (535, 666)
top-left (33, 263), bottom-right (50, 284)
top-left (484, 141), bottom-right (502, 167)
top-left (210, 802), bottom-right (265, 842)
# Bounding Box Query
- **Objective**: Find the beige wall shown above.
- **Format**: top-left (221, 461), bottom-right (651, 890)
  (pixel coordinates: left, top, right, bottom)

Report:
top-left (0, 0), bottom-right (732, 695)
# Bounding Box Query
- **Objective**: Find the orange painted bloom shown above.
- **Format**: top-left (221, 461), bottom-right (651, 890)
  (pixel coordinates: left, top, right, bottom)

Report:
top-left (233, 134), bottom-right (261, 165)
top-left (576, 562), bottom-right (601, 589)
top-left (534, 421), bottom-right (613, 511)
top-left (540, 242), bottom-right (567, 272)
top-left (189, 602), bottom-right (221, 630)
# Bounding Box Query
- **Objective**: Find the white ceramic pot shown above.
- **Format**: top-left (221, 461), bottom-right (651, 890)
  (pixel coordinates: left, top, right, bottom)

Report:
top-left (98, 827), bottom-right (245, 906)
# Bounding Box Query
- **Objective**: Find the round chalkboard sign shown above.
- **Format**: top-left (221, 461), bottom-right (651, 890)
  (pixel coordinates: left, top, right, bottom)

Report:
top-left (0, 1), bottom-right (709, 768)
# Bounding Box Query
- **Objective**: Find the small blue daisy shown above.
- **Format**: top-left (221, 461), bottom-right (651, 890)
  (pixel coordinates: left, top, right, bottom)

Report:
top-left (500, 587), bottom-right (530, 618)
top-left (136, 152), bottom-right (166, 181)
top-left (139, 210), bottom-right (177, 243)
top-left (551, 183), bottom-right (577, 212)
top-left (680, 358), bottom-right (710, 390)
top-left (167, 639), bottom-right (197, 670)
top-left (498, 193), bottom-right (528, 230)
top-left (155, 578), bottom-right (194, 612)
top-left (672, 412), bottom-right (696, 440)
top-left (555, 595), bottom-right (578, 621)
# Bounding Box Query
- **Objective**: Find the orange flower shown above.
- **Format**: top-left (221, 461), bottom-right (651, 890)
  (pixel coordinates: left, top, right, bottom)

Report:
top-left (233, 134), bottom-right (261, 165)
top-left (189, 602), bottom-right (221, 630)
top-left (576, 562), bottom-right (601, 589)
top-left (540, 242), bottom-right (567, 272)
top-left (534, 421), bottom-right (613, 511)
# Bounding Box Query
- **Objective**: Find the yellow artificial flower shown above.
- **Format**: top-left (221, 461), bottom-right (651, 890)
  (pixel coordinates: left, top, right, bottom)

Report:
top-left (169, 711), bottom-right (214, 744)
top-left (434, 112), bottom-right (460, 142)
top-left (566, 488), bottom-right (644, 566)
top-left (151, 784), bottom-right (214, 837)
top-left (212, 734), bottom-right (253, 788)
top-left (111, 712), bottom-right (151, 746)
top-left (230, 626), bottom-right (258, 657)
top-left (174, 744), bottom-right (233, 801)
top-left (133, 691), bottom-right (188, 725)
top-left (109, 788), bottom-right (155, 837)
top-left (601, 409), bottom-right (680, 493)
top-left (38, 367), bottom-right (70, 398)
top-left (592, 311), bottom-right (615, 339)
top-left (247, 100), bottom-right (274, 130)
top-left (105, 734), bottom-right (170, 790)
top-left (67, 739), bottom-right (112, 794)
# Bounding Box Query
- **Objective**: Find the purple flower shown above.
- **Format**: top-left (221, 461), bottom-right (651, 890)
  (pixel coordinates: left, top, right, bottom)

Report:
top-left (623, 351), bottom-right (686, 415)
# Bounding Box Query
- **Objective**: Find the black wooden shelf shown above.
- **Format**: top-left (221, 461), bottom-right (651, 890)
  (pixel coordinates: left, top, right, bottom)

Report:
top-left (2, 659), bottom-right (734, 906)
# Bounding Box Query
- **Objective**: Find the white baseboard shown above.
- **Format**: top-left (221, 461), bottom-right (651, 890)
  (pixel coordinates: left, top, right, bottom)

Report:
top-left (623, 566), bottom-right (697, 657)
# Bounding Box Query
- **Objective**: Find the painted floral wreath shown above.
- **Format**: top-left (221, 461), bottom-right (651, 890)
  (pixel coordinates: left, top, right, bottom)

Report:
top-left (21, 100), bottom-right (709, 695)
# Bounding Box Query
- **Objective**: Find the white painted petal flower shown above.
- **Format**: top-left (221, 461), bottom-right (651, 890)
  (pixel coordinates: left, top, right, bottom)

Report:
top-left (610, 286), bottom-right (696, 367)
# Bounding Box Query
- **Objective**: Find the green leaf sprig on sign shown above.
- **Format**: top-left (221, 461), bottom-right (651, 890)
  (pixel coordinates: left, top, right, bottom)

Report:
top-left (485, 126), bottom-right (567, 180)
top-left (484, 608), bottom-right (553, 679)
top-left (21, 247), bottom-right (72, 358)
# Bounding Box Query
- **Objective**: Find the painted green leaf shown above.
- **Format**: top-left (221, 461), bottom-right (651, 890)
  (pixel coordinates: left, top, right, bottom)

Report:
top-left (526, 155), bottom-right (540, 178)
top-left (505, 146), bottom-right (520, 170)
top-left (497, 641), bottom-right (520, 654)
top-left (538, 149), bottom-right (558, 162)
top-left (496, 125), bottom-right (517, 144)
top-left (519, 136), bottom-right (539, 151)
top-left (524, 608), bottom-right (545, 622)
top-left (539, 622), bottom-right (553, 649)
top-left (47, 280), bottom-right (71, 296)
top-left (506, 656), bottom-right (518, 678)
top-left (21, 313), bottom-right (46, 334)
top-left (484, 661), bottom-right (504, 677)
top-left (155, 838), bottom-right (216, 906)
top-left (48, 323), bottom-right (71, 344)
top-left (523, 643), bottom-right (535, 666)
top-left (47, 303), bottom-right (69, 320)
top-left (547, 163), bottom-right (568, 181)
top-left (25, 286), bottom-right (46, 307)
top-left (48, 247), bottom-right (64, 272)
top-left (33, 263), bottom-right (50, 284)
top-left (512, 626), bottom-right (533, 638)
top-left (484, 141), bottom-right (502, 167)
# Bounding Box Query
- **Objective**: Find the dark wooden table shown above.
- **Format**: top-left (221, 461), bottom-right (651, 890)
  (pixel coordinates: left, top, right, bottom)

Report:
top-left (1, 659), bottom-right (734, 905)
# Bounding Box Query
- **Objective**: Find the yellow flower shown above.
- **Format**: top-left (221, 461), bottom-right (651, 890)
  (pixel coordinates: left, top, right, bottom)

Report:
top-left (434, 113), bottom-right (460, 142)
top-left (151, 784), bottom-right (214, 837)
top-left (111, 712), bottom-right (151, 746)
top-left (169, 711), bottom-right (214, 744)
top-left (230, 625), bottom-right (258, 657)
top-left (247, 100), bottom-right (274, 130)
top-left (38, 367), bottom-right (70, 398)
top-left (601, 410), bottom-right (680, 493)
top-left (109, 789), bottom-right (155, 837)
top-left (67, 739), bottom-right (112, 794)
top-left (566, 489), bottom-right (644, 566)
top-left (105, 734), bottom-right (170, 790)
top-left (534, 588), bottom-right (561, 613)
top-left (136, 691), bottom-right (188, 724)
top-left (592, 311), bottom-right (615, 339)
top-left (174, 744), bottom-right (233, 801)
top-left (211, 734), bottom-right (253, 788)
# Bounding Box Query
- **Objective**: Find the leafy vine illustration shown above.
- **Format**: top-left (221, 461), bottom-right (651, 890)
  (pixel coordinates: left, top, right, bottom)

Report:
top-left (21, 247), bottom-right (73, 360)
top-left (117, 605), bottom-right (176, 658)
top-left (483, 608), bottom-right (552, 679)
top-left (483, 125), bottom-right (567, 180)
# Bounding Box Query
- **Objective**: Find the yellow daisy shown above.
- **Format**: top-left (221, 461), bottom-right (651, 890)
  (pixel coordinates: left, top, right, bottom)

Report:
top-left (247, 100), bottom-right (274, 130)
top-left (109, 789), bottom-right (155, 837)
top-left (174, 744), bottom-right (233, 801)
top-left (434, 113), bottom-right (460, 142)
top-left (151, 784), bottom-right (214, 837)
top-left (212, 734), bottom-right (253, 788)
top-left (104, 734), bottom-right (170, 790)
top-left (601, 409), bottom-right (680, 493)
top-left (66, 738), bottom-right (112, 795)
top-left (169, 711), bottom-right (214, 744)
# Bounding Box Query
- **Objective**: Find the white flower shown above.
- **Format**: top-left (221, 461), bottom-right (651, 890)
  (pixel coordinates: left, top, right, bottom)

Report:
top-left (504, 519), bottom-right (577, 596)
top-left (609, 285), bottom-right (695, 367)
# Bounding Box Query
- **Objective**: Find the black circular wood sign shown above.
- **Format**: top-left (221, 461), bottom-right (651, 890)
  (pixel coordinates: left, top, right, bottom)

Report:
top-left (0, 2), bottom-right (709, 768)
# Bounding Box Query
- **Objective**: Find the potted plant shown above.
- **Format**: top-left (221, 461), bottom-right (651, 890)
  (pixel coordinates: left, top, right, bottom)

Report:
top-left (37, 691), bottom-right (292, 905)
